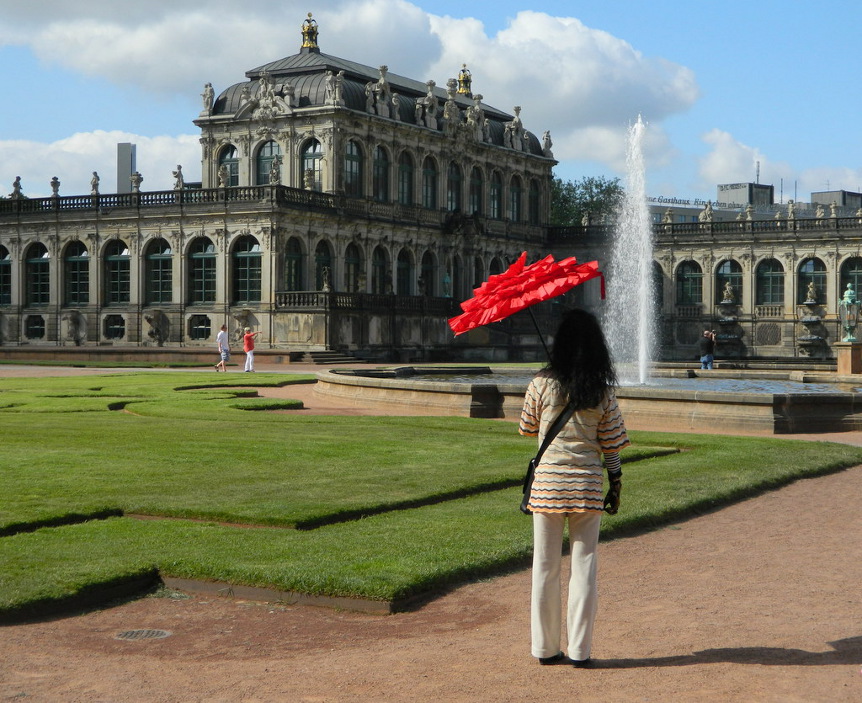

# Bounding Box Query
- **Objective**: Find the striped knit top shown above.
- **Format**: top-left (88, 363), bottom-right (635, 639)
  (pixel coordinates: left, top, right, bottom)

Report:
top-left (519, 371), bottom-right (630, 514)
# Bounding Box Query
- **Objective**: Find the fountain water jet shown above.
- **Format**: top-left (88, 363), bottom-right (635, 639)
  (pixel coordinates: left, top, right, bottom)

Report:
top-left (606, 115), bottom-right (655, 385)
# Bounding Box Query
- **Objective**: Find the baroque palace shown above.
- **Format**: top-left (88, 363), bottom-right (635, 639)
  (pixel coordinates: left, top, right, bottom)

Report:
top-left (0, 15), bottom-right (554, 361)
top-left (2, 13), bottom-right (861, 363)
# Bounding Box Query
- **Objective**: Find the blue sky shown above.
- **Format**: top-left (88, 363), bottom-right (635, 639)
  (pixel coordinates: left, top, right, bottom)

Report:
top-left (1, 0), bottom-right (860, 202)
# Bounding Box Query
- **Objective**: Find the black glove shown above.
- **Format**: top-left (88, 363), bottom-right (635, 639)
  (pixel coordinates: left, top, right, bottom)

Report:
top-left (604, 476), bottom-right (622, 515)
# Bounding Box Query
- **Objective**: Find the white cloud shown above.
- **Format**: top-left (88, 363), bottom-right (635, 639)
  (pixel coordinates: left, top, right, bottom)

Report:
top-left (0, 132), bottom-right (200, 197)
top-left (696, 128), bottom-right (862, 203)
top-left (0, 2), bottom-right (702, 193)
top-left (427, 10), bottom-right (699, 166)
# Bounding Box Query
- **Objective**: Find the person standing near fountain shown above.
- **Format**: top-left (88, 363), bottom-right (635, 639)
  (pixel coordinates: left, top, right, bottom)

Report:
top-left (699, 329), bottom-right (716, 370)
top-left (519, 309), bottom-right (630, 667)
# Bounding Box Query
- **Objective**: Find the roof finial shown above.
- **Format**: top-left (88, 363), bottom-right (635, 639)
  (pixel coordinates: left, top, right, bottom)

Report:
top-left (301, 12), bottom-right (319, 51)
top-left (457, 64), bottom-right (472, 97)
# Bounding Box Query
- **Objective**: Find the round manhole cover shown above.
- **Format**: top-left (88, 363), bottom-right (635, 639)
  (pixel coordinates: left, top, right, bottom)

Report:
top-left (114, 629), bottom-right (172, 641)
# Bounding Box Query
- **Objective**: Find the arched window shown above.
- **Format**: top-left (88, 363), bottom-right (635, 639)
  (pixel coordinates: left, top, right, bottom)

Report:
top-left (0, 246), bottom-right (11, 306)
top-left (422, 156), bottom-right (438, 209)
top-left (652, 261), bottom-right (665, 311)
top-left (189, 237), bottom-right (216, 304)
top-left (509, 176), bottom-right (523, 222)
top-left (421, 251), bottom-right (435, 296)
top-left (755, 258), bottom-right (784, 305)
top-left (302, 139), bottom-right (323, 191)
top-left (25, 243), bottom-right (50, 307)
top-left (218, 146), bottom-right (239, 187)
top-left (104, 240), bottom-right (130, 305)
top-left (528, 179), bottom-right (540, 225)
top-left (284, 237), bottom-right (304, 291)
top-left (396, 249), bottom-right (413, 296)
top-left (473, 256), bottom-right (484, 289)
top-left (232, 236), bottom-right (262, 303)
top-left (371, 246), bottom-right (389, 294)
top-left (715, 259), bottom-right (742, 304)
top-left (452, 255), bottom-right (464, 300)
top-left (675, 260), bottom-right (703, 305)
top-left (64, 241), bottom-right (89, 307)
top-left (398, 152), bottom-right (414, 205)
top-left (344, 140), bottom-right (363, 197)
top-left (469, 167), bottom-right (483, 215)
top-left (489, 257), bottom-right (504, 276)
top-left (373, 146), bottom-right (390, 202)
top-left (489, 172), bottom-right (503, 219)
top-left (840, 256), bottom-right (862, 301)
top-left (314, 240), bottom-right (333, 290)
top-left (344, 243), bottom-right (362, 292)
top-left (145, 238), bottom-right (172, 305)
top-left (797, 257), bottom-right (826, 304)
top-left (255, 140), bottom-right (281, 185)
top-left (446, 162), bottom-right (462, 212)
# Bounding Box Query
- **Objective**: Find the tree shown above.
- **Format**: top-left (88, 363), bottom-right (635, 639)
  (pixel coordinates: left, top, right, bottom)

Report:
top-left (550, 174), bottom-right (624, 227)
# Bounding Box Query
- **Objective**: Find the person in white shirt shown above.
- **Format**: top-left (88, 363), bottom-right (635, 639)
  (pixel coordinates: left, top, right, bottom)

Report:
top-left (215, 324), bottom-right (229, 372)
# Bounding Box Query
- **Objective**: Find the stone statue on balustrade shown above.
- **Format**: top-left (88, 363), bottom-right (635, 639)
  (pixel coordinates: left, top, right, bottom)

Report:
top-left (542, 130), bottom-right (553, 158)
top-left (201, 82), bottom-right (214, 113)
top-left (90, 171), bottom-right (100, 195)
top-left (217, 165), bottom-right (229, 188)
top-left (269, 156), bottom-right (282, 185)
top-left (172, 165), bottom-right (184, 190)
top-left (9, 176), bottom-right (23, 199)
top-left (698, 201), bottom-right (714, 223)
top-left (374, 66), bottom-right (391, 118)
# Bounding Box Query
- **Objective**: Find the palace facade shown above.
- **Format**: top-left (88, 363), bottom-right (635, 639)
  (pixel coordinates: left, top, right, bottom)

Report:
top-left (2, 14), bottom-right (861, 363)
top-left (0, 14), bottom-right (554, 360)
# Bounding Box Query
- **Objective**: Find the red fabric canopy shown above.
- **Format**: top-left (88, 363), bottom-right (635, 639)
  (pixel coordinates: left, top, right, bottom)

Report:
top-left (448, 251), bottom-right (604, 336)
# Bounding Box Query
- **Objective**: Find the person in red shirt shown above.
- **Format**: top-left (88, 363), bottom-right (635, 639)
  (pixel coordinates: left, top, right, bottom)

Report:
top-left (243, 327), bottom-right (260, 372)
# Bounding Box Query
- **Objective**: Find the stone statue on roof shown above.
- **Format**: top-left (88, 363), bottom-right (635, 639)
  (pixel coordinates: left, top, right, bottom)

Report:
top-left (201, 82), bottom-right (214, 113)
top-left (375, 65), bottom-right (391, 118)
top-left (542, 130), bottom-right (553, 158)
top-left (422, 80), bottom-right (438, 129)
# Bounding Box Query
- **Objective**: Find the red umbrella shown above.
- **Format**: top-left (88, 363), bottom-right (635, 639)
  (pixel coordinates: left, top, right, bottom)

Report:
top-left (448, 251), bottom-right (604, 337)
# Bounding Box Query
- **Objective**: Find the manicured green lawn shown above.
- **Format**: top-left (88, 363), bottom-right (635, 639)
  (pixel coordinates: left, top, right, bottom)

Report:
top-left (2, 371), bottom-right (861, 620)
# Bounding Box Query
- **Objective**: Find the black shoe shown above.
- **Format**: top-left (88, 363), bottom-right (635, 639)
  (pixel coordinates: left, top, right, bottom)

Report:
top-left (538, 652), bottom-right (567, 665)
top-left (571, 657), bottom-right (592, 668)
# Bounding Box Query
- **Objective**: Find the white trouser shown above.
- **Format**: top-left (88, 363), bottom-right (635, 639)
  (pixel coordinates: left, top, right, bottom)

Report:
top-left (244, 350), bottom-right (255, 371)
top-left (531, 511), bottom-right (601, 660)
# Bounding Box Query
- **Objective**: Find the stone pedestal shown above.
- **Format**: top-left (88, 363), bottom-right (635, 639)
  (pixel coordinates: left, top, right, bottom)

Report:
top-left (834, 341), bottom-right (862, 375)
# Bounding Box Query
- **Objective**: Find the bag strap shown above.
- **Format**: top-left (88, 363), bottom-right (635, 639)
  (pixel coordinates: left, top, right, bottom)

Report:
top-left (533, 399), bottom-right (577, 465)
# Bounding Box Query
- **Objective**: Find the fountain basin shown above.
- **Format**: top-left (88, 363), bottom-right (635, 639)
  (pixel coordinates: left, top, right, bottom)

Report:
top-left (314, 367), bottom-right (862, 434)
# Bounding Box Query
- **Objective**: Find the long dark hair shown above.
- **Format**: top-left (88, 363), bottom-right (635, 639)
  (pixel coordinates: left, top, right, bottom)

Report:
top-left (545, 308), bottom-right (617, 410)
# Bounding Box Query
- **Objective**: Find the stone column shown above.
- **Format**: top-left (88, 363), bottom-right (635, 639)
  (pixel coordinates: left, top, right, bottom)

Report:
top-left (834, 341), bottom-right (862, 374)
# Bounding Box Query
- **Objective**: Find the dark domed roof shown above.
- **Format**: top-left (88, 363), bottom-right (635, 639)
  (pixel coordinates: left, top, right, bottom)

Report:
top-left (206, 41), bottom-right (546, 157)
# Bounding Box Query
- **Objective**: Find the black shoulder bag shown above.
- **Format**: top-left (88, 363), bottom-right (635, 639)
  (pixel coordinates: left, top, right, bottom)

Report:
top-left (520, 401), bottom-right (577, 514)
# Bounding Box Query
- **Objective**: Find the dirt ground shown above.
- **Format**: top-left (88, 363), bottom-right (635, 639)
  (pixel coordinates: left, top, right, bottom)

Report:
top-left (1, 365), bottom-right (861, 702)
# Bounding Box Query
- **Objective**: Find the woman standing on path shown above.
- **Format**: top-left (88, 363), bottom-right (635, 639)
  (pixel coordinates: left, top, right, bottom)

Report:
top-left (519, 309), bottom-right (630, 667)
top-left (243, 327), bottom-right (260, 372)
